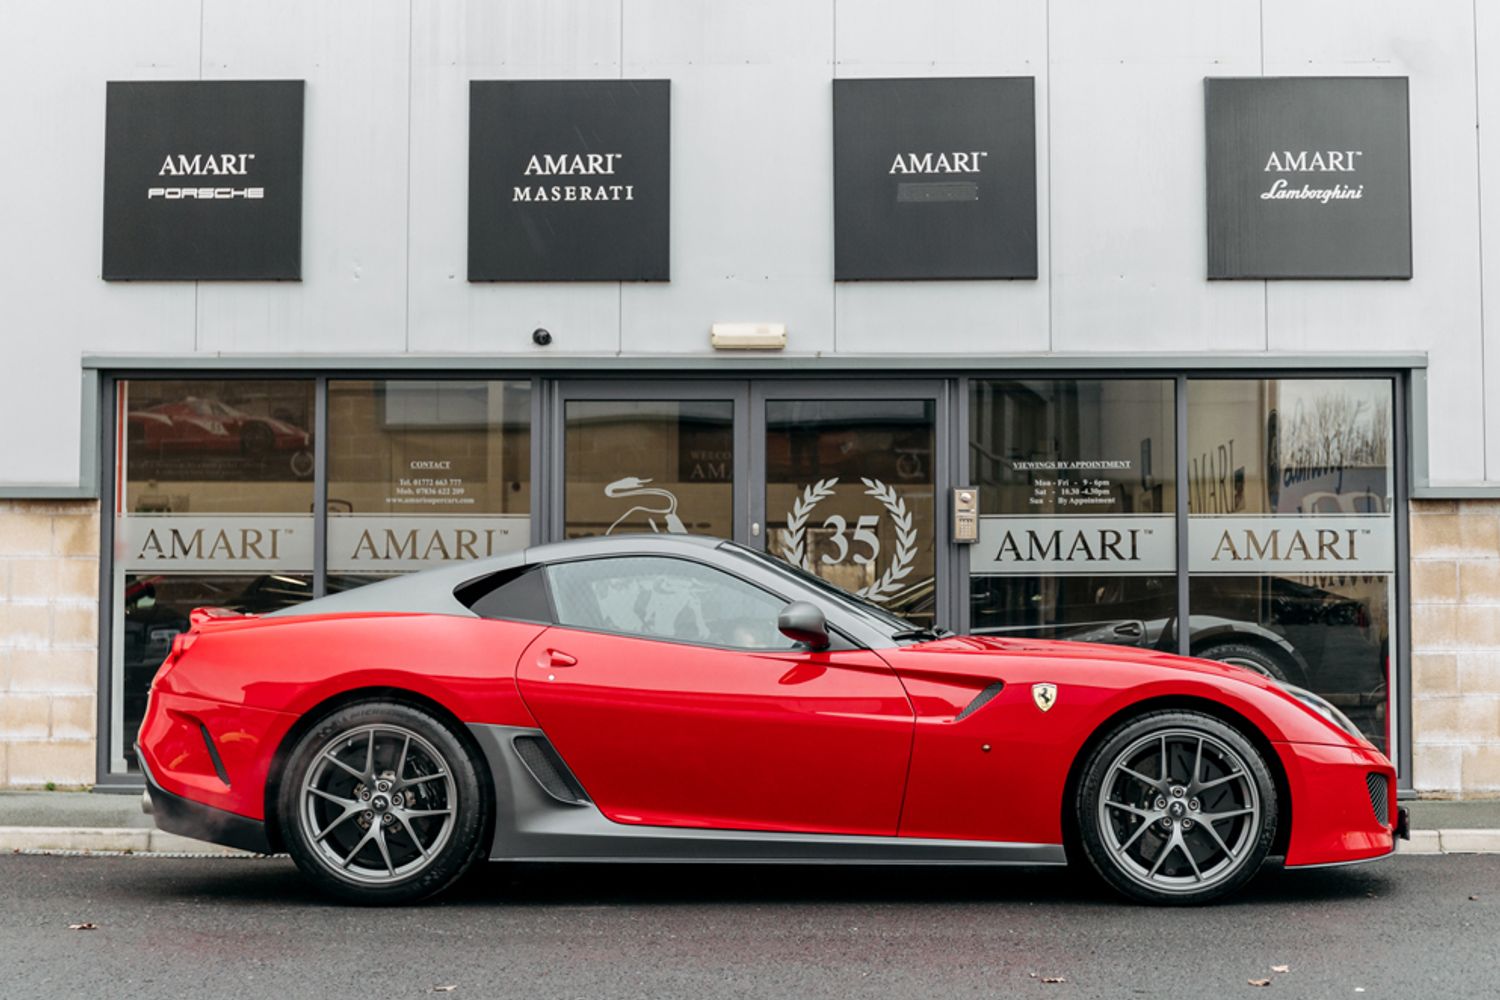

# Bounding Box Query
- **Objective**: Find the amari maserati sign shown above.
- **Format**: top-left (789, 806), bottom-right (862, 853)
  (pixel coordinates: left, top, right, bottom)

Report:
top-left (1205, 77), bottom-right (1412, 279)
top-left (468, 80), bottom-right (670, 282)
top-left (102, 80), bottom-right (305, 280)
top-left (833, 77), bottom-right (1037, 281)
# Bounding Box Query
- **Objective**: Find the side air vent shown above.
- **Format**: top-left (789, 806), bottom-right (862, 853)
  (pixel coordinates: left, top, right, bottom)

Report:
top-left (955, 681), bottom-right (1006, 722)
top-left (512, 735), bottom-right (590, 805)
top-left (197, 722), bottom-right (230, 787)
top-left (1365, 772), bottom-right (1390, 826)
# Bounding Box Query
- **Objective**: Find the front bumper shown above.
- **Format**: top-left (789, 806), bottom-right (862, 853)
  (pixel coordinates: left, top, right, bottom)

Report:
top-left (1278, 740), bottom-right (1401, 868)
top-left (138, 744), bottom-right (272, 855)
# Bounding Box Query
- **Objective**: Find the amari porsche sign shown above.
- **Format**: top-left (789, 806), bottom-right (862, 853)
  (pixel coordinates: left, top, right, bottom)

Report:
top-left (1205, 76), bottom-right (1412, 279)
top-left (468, 80), bottom-right (671, 281)
top-left (102, 80), bottom-right (305, 280)
top-left (833, 77), bottom-right (1037, 281)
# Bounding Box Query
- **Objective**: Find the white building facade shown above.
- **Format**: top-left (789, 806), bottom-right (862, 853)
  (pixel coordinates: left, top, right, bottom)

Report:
top-left (0, 0), bottom-right (1496, 796)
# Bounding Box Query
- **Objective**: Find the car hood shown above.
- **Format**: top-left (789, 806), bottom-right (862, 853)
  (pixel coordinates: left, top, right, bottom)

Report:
top-left (903, 633), bottom-right (1280, 688)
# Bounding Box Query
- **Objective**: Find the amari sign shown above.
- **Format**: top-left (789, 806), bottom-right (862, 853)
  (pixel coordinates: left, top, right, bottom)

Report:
top-left (102, 80), bottom-right (305, 280)
top-left (833, 77), bottom-right (1037, 280)
top-left (468, 80), bottom-right (670, 281)
top-left (1205, 76), bottom-right (1411, 279)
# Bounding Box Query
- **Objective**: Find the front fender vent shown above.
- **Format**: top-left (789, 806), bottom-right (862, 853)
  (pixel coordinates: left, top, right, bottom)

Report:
top-left (512, 735), bottom-right (589, 805)
top-left (955, 681), bottom-right (1006, 722)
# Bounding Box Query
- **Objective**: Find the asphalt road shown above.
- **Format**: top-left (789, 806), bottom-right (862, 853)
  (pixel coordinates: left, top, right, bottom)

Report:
top-left (2, 853), bottom-right (1496, 999)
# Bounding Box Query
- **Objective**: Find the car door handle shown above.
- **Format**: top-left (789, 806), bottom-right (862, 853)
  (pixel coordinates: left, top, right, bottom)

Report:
top-left (540, 649), bottom-right (578, 668)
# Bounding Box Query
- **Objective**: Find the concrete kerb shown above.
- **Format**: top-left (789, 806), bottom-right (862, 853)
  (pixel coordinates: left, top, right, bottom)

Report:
top-left (0, 826), bottom-right (257, 855)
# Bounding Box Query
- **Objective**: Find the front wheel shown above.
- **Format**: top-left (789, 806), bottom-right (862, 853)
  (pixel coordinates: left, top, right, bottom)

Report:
top-left (276, 701), bottom-right (489, 904)
top-left (1076, 710), bottom-right (1277, 905)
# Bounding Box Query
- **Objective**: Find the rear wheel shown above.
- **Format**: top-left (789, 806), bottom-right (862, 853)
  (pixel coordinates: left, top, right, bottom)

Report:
top-left (277, 701), bottom-right (488, 904)
top-left (1076, 710), bottom-right (1276, 905)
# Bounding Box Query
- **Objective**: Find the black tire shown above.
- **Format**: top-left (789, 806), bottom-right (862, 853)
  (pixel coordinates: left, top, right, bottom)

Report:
top-left (240, 421), bottom-right (275, 455)
top-left (1076, 710), bottom-right (1277, 905)
top-left (276, 701), bottom-right (489, 905)
top-left (1195, 641), bottom-right (1296, 685)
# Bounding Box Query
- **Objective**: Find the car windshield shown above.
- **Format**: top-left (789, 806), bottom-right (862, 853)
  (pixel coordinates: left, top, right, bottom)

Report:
top-left (716, 540), bottom-right (920, 637)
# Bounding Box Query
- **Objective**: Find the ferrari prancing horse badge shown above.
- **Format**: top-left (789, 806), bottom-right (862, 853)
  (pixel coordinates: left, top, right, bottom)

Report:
top-left (1032, 683), bottom-right (1058, 712)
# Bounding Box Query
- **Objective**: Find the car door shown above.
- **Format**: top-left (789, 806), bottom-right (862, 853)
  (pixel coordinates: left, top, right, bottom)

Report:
top-left (514, 554), bottom-right (914, 837)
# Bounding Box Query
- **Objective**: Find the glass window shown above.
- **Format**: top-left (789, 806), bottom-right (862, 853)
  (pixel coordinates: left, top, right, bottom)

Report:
top-left (1188, 378), bottom-right (1394, 751)
top-left (968, 379), bottom-right (1177, 649)
top-left (764, 399), bottom-right (937, 626)
top-left (564, 399), bottom-right (735, 540)
top-left (114, 378), bottom-right (316, 774)
top-left (326, 380), bottom-right (531, 591)
top-left (547, 556), bottom-right (797, 650)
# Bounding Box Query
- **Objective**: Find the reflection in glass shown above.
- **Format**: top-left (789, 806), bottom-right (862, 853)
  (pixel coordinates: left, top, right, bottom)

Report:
top-left (1187, 378), bottom-right (1394, 751)
top-left (116, 379), bottom-right (318, 775)
top-left (564, 400), bottom-right (734, 539)
top-left (765, 399), bottom-right (935, 626)
top-left (327, 380), bottom-right (531, 590)
top-left (968, 380), bottom-right (1176, 648)
top-left (120, 573), bottom-right (311, 772)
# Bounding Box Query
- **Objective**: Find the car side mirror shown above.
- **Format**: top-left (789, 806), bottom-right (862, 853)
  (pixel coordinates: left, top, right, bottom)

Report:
top-left (778, 601), bottom-right (830, 651)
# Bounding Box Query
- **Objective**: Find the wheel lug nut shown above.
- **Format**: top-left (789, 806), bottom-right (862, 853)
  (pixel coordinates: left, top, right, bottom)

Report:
top-left (1161, 818), bottom-right (1172, 828)
top-left (1183, 819), bottom-right (1194, 830)
top-left (383, 813), bottom-right (392, 823)
top-left (364, 810), bottom-right (373, 820)
top-left (1155, 798), bottom-right (1166, 810)
top-left (1189, 799), bottom-right (1199, 811)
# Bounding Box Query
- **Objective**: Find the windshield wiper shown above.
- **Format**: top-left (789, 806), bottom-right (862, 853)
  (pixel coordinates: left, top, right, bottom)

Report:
top-left (890, 626), bottom-right (952, 642)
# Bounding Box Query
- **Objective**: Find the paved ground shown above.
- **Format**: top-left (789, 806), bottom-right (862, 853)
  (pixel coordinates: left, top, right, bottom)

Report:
top-left (3, 853), bottom-right (1497, 999)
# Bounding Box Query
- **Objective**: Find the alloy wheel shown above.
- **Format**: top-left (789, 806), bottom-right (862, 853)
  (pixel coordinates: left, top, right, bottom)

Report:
top-left (297, 723), bottom-right (458, 885)
top-left (1095, 727), bottom-right (1262, 895)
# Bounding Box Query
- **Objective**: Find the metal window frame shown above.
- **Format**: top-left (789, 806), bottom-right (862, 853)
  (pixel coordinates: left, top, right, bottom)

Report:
top-left (89, 360), bottom-right (1416, 794)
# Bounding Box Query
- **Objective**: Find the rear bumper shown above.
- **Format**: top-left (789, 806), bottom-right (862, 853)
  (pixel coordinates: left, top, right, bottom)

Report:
top-left (138, 744), bottom-right (272, 855)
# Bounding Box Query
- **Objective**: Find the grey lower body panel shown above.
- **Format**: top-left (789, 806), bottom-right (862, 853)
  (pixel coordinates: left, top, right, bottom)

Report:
top-left (467, 723), bottom-right (1066, 866)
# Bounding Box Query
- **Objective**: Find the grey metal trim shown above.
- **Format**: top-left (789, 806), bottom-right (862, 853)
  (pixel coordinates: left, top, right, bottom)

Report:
top-left (468, 723), bottom-right (1066, 866)
top-left (80, 352), bottom-right (1430, 373)
top-left (94, 374), bottom-right (117, 787)
top-left (1394, 373), bottom-right (1413, 788)
top-left (311, 377), bottom-right (328, 599)
top-left (529, 376), bottom-right (546, 545)
top-left (1174, 374), bottom-right (1191, 656)
top-left (952, 377), bottom-right (971, 636)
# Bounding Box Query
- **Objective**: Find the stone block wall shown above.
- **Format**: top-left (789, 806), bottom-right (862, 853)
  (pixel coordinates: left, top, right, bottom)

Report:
top-left (1410, 499), bottom-right (1500, 795)
top-left (0, 500), bottom-right (99, 787)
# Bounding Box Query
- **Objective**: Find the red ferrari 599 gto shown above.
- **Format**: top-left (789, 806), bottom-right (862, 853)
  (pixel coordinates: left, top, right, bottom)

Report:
top-left (139, 535), bottom-right (1406, 905)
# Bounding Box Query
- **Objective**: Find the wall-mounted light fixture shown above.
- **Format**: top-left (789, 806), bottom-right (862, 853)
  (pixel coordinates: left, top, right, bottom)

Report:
top-left (709, 323), bottom-right (787, 350)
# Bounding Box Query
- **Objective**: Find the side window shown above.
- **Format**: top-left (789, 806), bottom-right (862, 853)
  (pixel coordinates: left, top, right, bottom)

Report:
top-left (546, 557), bottom-right (798, 650)
top-left (455, 565), bottom-right (554, 623)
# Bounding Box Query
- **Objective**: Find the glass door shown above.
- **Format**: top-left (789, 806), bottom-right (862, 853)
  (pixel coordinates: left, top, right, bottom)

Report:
top-left (751, 381), bottom-right (951, 629)
top-left (552, 381), bottom-right (751, 542)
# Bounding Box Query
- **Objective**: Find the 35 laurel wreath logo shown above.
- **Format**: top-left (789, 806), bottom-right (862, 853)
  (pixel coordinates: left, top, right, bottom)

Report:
top-left (781, 477), bottom-right (917, 602)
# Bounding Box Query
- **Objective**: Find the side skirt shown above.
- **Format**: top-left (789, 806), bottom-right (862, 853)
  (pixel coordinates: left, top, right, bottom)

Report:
top-left (468, 723), bottom-right (1066, 867)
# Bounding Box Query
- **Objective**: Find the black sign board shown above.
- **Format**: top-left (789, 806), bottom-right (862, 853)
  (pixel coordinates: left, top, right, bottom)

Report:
top-left (103, 80), bottom-right (304, 281)
top-left (1205, 77), bottom-right (1411, 279)
top-left (833, 77), bottom-right (1036, 281)
top-left (469, 80), bottom-right (670, 282)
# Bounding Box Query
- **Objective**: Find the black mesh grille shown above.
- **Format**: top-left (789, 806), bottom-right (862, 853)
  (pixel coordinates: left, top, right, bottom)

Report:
top-left (955, 681), bottom-right (1006, 722)
top-left (513, 735), bottom-right (589, 804)
top-left (1365, 773), bottom-right (1389, 826)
